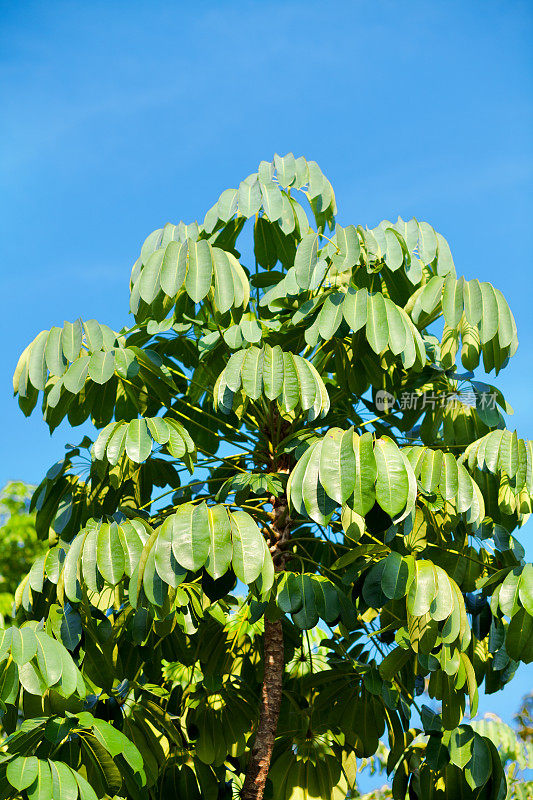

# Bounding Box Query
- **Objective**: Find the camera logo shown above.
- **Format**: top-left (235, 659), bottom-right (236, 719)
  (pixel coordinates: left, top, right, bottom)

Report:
top-left (375, 390), bottom-right (395, 412)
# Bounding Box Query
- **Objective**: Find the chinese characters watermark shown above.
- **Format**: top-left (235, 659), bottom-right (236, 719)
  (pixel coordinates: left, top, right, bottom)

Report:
top-left (375, 389), bottom-right (497, 413)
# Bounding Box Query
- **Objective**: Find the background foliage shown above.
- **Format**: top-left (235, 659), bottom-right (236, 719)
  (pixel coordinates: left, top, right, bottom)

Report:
top-left (0, 483), bottom-right (45, 623)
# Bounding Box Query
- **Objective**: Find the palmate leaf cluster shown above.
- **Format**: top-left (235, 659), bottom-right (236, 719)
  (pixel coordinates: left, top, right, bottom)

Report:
top-left (5, 153), bottom-right (533, 799)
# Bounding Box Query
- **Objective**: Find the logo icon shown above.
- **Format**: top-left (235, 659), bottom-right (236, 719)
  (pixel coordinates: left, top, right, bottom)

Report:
top-left (375, 390), bottom-right (395, 412)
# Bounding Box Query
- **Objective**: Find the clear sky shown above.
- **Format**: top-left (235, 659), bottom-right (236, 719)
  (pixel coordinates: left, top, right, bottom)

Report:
top-left (1, 0), bottom-right (532, 736)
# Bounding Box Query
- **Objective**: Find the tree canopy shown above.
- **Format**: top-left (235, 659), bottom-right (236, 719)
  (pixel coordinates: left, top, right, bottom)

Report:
top-left (0, 482), bottom-right (44, 623)
top-left (4, 153), bottom-right (533, 799)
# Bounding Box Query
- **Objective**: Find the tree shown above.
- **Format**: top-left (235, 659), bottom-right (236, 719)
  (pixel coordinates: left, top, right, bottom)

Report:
top-left (5, 153), bottom-right (533, 799)
top-left (0, 482), bottom-right (45, 623)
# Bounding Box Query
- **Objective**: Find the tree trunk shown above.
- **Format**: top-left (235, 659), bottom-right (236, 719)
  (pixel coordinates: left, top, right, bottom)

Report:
top-left (242, 487), bottom-right (290, 800)
top-left (241, 616), bottom-right (284, 799)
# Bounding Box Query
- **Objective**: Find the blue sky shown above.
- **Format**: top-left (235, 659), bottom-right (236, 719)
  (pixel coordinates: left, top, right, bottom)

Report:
top-left (1, 0), bottom-right (532, 738)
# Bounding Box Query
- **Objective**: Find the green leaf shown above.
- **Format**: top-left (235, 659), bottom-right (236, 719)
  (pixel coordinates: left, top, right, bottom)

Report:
top-left (465, 734), bottom-right (492, 790)
top-left (287, 444), bottom-right (315, 518)
top-left (294, 232), bottom-right (320, 289)
top-left (417, 221), bottom-right (437, 265)
top-left (34, 631), bottom-right (63, 686)
top-left (49, 761), bottom-right (79, 800)
top-left (83, 319), bottom-right (104, 352)
top-left (366, 293), bottom-right (388, 354)
top-left (498, 429), bottom-right (519, 478)
top-left (335, 224), bottom-right (360, 269)
top-left (292, 574), bottom-right (319, 629)
top-left (170, 503), bottom-right (209, 572)
top-left (58, 606), bottom-right (82, 651)
top-left (6, 756), bottom-right (40, 791)
top-left (461, 653), bottom-right (479, 717)
top-left (73, 767), bottom-right (100, 800)
top-left (277, 572), bottom-right (303, 614)
top-left (499, 569), bottom-right (521, 617)
top-left (343, 287), bottom-right (367, 332)
top-left (11, 626), bottom-right (37, 665)
top-left (301, 440), bottom-right (336, 525)
top-left (212, 249), bottom-right (235, 314)
top-left (114, 347), bottom-right (139, 379)
top-left (97, 522), bottom-right (125, 585)
top-left (160, 240), bottom-right (188, 297)
top-left (430, 566), bottom-right (455, 622)
top-left (88, 350), bottom-right (115, 384)
top-left (142, 543), bottom-right (166, 607)
top-left (45, 327), bottom-right (68, 376)
top-left (154, 519), bottom-right (187, 588)
top-left (463, 279), bottom-right (483, 325)
top-left (312, 577), bottom-right (340, 623)
top-left (139, 248), bottom-right (165, 303)
top-left (185, 239), bottom-right (213, 303)
top-left (407, 560), bottom-right (438, 616)
top-left (147, 416), bottom-right (170, 445)
top-left (415, 276), bottom-right (443, 321)
top-left (241, 347), bottom-right (264, 401)
top-left (281, 351), bottom-right (300, 412)
top-left (119, 520), bottom-right (149, 576)
top-left (341, 506), bottom-right (365, 542)
top-left (238, 176), bottom-right (261, 217)
top-left (63, 356), bottom-right (90, 394)
top-left (63, 533), bottom-right (85, 603)
top-left (374, 437), bottom-right (410, 518)
top-left (19, 660), bottom-right (48, 695)
top-left (106, 423), bottom-right (128, 465)
top-left (351, 432), bottom-right (377, 516)
top-left (379, 646), bottom-right (411, 680)
top-left (230, 510), bottom-right (265, 584)
top-left (494, 287), bottom-right (515, 349)
top-left (262, 344), bottom-right (284, 401)
top-left (0, 627), bottom-right (13, 662)
top-left (205, 505), bottom-right (232, 580)
top-left (260, 180), bottom-right (283, 222)
top-left (420, 449), bottom-right (443, 494)
top-left (217, 187), bottom-right (238, 221)
top-left (223, 349), bottom-right (247, 393)
top-left (274, 153), bottom-right (296, 188)
top-left (0, 658), bottom-right (19, 704)
top-left (384, 227), bottom-right (404, 270)
top-left (81, 523), bottom-right (100, 592)
top-left (319, 428), bottom-right (355, 505)
top-left (318, 294), bottom-right (344, 340)
top-left (479, 282), bottom-right (499, 344)
top-left (448, 725), bottom-right (475, 769)
top-left (440, 453), bottom-right (459, 501)
top-left (519, 564), bottom-right (533, 615)
top-left (125, 418), bottom-right (152, 462)
top-left (27, 760), bottom-right (53, 800)
top-left (442, 275), bottom-right (464, 328)
top-left (381, 552), bottom-right (410, 599)
top-left (435, 232), bottom-right (455, 275)
top-left (240, 319), bottom-right (262, 344)
top-left (62, 320), bottom-right (83, 362)
top-left (384, 299), bottom-right (407, 355)
top-left (506, 608), bottom-right (533, 662)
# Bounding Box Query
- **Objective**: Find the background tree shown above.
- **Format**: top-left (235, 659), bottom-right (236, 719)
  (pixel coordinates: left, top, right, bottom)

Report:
top-left (515, 692), bottom-right (533, 743)
top-left (0, 482), bottom-right (45, 623)
top-left (4, 154), bottom-right (533, 799)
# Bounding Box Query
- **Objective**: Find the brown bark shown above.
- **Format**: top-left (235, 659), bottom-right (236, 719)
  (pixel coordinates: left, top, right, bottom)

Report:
top-left (241, 616), bottom-right (284, 799)
top-left (242, 485), bottom-right (291, 799)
